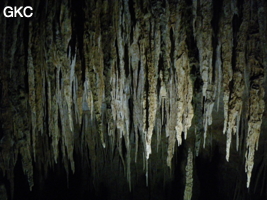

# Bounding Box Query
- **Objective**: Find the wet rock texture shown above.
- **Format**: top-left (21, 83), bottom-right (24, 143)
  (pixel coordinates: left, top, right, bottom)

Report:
top-left (0, 0), bottom-right (267, 199)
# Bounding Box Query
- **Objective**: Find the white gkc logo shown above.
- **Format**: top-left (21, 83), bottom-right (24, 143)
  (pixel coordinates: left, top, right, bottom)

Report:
top-left (3, 6), bottom-right (33, 18)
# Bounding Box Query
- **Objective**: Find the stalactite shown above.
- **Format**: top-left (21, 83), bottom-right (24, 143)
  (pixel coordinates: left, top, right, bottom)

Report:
top-left (184, 148), bottom-right (193, 200)
top-left (220, 0), bottom-right (235, 161)
top-left (145, 156), bottom-right (149, 187)
top-left (53, 1), bottom-right (76, 173)
top-left (84, 0), bottom-right (106, 149)
top-left (215, 41), bottom-right (222, 112)
top-left (173, 2), bottom-right (194, 145)
top-left (146, 17), bottom-right (159, 160)
top-left (130, 23), bottom-right (142, 163)
top-left (194, 129), bottom-right (201, 157)
top-left (109, 0), bottom-right (133, 189)
top-left (192, 0), bottom-right (215, 148)
top-left (165, 1), bottom-right (195, 168)
top-left (27, 24), bottom-right (37, 161)
top-left (224, 0), bottom-right (251, 162)
top-left (166, 77), bottom-right (178, 168)
top-left (19, 136), bottom-right (34, 191)
top-left (244, 0), bottom-right (265, 187)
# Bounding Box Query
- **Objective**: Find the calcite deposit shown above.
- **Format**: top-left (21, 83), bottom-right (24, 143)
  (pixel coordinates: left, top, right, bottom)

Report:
top-left (0, 0), bottom-right (267, 199)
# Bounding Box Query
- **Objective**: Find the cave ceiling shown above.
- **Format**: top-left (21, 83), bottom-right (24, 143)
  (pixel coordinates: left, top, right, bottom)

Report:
top-left (0, 0), bottom-right (267, 199)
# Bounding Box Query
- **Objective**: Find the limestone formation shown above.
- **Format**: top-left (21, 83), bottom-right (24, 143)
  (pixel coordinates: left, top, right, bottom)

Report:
top-left (0, 0), bottom-right (267, 199)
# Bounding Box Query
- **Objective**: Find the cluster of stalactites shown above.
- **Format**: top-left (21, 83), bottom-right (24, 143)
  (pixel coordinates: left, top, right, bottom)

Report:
top-left (1, 0), bottom-right (266, 195)
top-left (219, 0), bottom-right (266, 188)
top-left (184, 149), bottom-right (193, 200)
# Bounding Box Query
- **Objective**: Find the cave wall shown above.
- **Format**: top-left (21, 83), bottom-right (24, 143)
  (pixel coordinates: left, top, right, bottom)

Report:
top-left (0, 0), bottom-right (267, 199)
